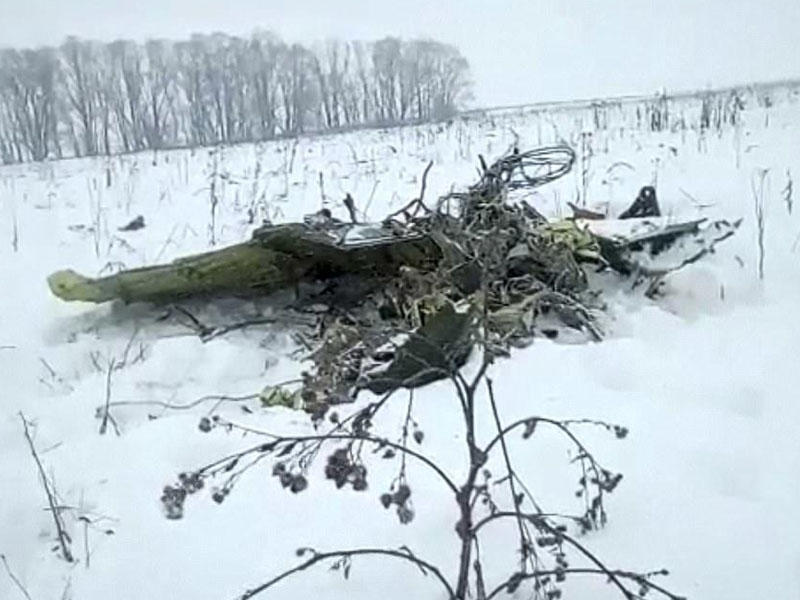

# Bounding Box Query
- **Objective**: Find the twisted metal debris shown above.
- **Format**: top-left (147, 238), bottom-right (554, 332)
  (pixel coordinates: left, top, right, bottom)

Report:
top-left (297, 145), bottom-right (603, 415)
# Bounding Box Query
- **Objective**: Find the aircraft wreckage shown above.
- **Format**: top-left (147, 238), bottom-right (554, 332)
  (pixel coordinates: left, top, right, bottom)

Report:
top-left (47, 146), bottom-right (741, 411)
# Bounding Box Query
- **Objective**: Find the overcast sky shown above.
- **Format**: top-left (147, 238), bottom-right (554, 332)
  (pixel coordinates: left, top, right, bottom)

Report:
top-left (1, 0), bottom-right (798, 106)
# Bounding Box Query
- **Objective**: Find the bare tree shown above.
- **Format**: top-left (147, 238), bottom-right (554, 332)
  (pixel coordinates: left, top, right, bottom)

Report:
top-left (0, 47), bottom-right (60, 161)
top-left (60, 37), bottom-right (101, 156)
top-left (175, 35), bottom-right (214, 147)
top-left (371, 37), bottom-right (402, 124)
top-left (277, 43), bottom-right (318, 135)
top-left (352, 40), bottom-right (374, 124)
top-left (104, 40), bottom-right (147, 152)
top-left (247, 31), bottom-right (281, 141)
top-left (142, 39), bottom-right (177, 149)
top-left (0, 33), bottom-right (474, 161)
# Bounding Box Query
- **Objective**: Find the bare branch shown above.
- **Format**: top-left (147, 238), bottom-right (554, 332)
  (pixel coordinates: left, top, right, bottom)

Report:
top-left (485, 377), bottom-right (536, 568)
top-left (486, 567), bottom-right (683, 600)
top-left (198, 422), bottom-right (460, 497)
top-left (19, 413), bottom-right (74, 562)
top-left (238, 547), bottom-right (455, 600)
top-left (384, 160), bottom-right (434, 222)
top-left (99, 358), bottom-right (120, 436)
top-left (0, 554), bottom-right (33, 600)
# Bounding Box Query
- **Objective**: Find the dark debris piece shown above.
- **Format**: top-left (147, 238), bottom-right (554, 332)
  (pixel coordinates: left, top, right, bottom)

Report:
top-left (118, 215), bottom-right (145, 231)
top-left (619, 186), bottom-right (660, 219)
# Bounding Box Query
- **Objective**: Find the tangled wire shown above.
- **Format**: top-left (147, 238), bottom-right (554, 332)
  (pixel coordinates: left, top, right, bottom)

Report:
top-left (473, 145), bottom-right (576, 194)
top-left (296, 144), bottom-right (602, 415)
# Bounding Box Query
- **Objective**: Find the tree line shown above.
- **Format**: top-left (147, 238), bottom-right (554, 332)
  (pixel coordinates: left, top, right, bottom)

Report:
top-left (0, 32), bottom-right (472, 164)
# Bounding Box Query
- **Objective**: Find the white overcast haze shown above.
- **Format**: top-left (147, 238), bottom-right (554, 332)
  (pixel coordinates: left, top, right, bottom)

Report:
top-left (1, 0), bottom-right (799, 107)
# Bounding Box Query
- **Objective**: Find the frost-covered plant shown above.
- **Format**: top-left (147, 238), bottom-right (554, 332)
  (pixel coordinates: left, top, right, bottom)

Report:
top-left (163, 339), bottom-right (682, 600)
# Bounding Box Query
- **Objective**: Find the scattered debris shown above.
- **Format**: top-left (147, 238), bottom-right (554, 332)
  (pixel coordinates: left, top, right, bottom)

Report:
top-left (619, 185), bottom-right (660, 219)
top-left (46, 145), bottom-right (741, 415)
top-left (118, 215), bottom-right (145, 232)
top-left (260, 385), bottom-right (303, 409)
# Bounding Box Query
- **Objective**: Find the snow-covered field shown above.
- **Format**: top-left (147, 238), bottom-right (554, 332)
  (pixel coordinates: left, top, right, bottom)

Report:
top-left (2, 89), bottom-right (800, 600)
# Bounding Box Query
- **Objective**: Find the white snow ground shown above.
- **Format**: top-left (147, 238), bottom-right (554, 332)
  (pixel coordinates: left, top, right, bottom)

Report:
top-left (1, 90), bottom-right (800, 600)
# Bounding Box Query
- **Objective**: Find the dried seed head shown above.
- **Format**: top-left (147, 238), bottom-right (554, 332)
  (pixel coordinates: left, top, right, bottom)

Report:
top-left (290, 475), bottom-right (308, 493)
top-left (160, 485), bottom-right (187, 520)
top-left (393, 484), bottom-right (411, 504)
top-left (397, 505), bottom-right (414, 524)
